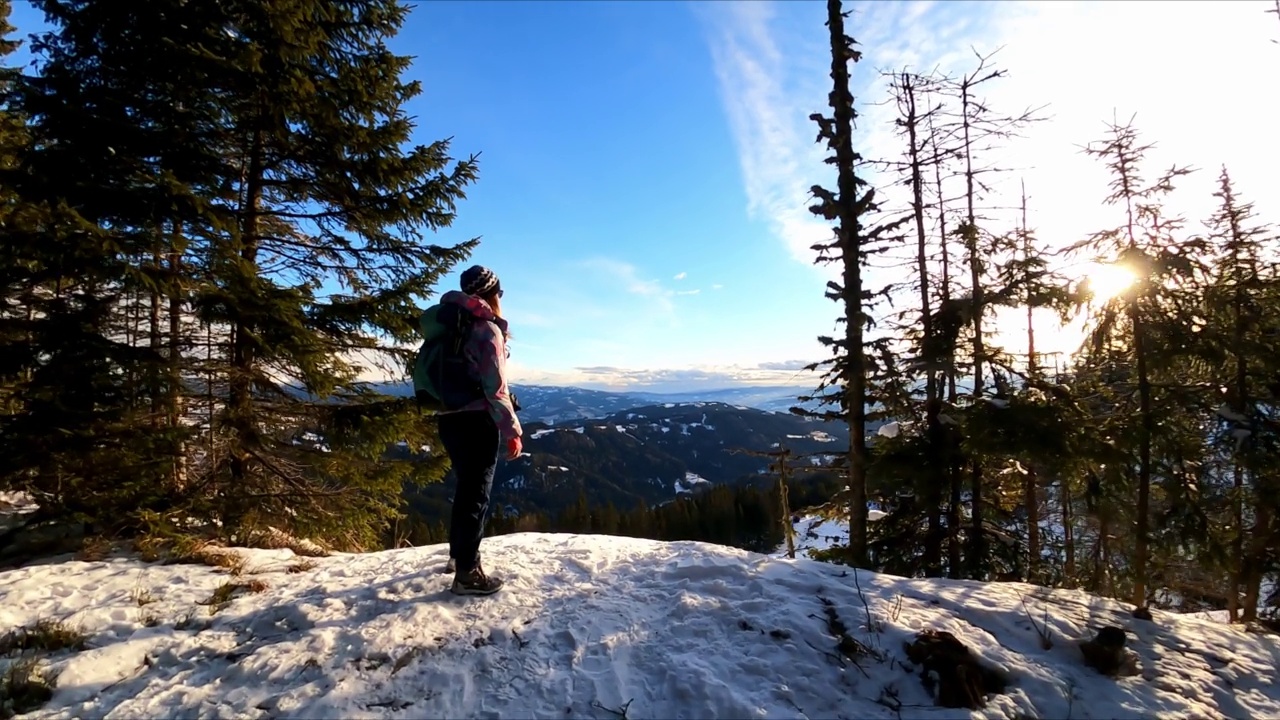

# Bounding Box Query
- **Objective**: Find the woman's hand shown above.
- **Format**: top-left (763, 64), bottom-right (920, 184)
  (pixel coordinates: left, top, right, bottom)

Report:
top-left (505, 436), bottom-right (523, 461)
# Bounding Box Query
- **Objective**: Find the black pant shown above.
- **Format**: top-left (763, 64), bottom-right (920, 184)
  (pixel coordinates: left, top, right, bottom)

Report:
top-left (438, 410), bottom-right (499, 575)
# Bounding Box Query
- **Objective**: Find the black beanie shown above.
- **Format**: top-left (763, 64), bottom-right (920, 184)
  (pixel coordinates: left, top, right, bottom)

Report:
top-left (460, 265), bottom-right (500, 298)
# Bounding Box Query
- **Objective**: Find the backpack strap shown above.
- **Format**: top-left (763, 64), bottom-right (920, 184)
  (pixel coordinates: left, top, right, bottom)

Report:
top-left (434, 303), bottom-right (486, 410)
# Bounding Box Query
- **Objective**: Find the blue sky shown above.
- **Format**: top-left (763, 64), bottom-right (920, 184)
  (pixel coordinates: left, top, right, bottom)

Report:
top-left (390, 1), bottom-right (839, 389)
top-left (8, 1), bottom-right (1279, 393)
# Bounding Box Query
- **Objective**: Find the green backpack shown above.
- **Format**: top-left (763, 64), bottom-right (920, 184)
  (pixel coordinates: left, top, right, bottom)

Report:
top-left (411, 303), bottom-right (485, 412)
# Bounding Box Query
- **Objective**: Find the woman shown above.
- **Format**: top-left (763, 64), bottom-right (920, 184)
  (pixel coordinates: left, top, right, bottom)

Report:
top-left (436, 264), bottom-right (523, 596)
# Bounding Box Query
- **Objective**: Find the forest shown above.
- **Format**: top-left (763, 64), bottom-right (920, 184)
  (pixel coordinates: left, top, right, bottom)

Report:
top-left (1, 0), bottom-right (1278, 627)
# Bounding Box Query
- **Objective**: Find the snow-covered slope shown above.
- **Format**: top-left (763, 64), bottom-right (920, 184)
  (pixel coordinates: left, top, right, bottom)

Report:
top-left (3, 534), bottom-right (1278, 719)
top-left (775, 504), bottom-right (887, 559)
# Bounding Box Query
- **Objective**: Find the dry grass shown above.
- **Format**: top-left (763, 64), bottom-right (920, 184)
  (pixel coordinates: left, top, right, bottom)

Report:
top-left (198, 579), bottom-right (269, 615)
top-left (74, 536), bottom-right (113, 562)
top-left (130, 585), bottom-right (156, 607)
top-left (133, 535), bottom-right (249, 575)
top-left (0, 620), bottom-right (87, 657)
top-left (172, 538), bottom-right (248, 574)
top-left (287, 559), bottom-right (318, 574)
top-left (133, 536), bottom-right (166, 563)
top-left (0, 657), bottom-right (56, 717)
top-left (243, 527), bottom-right (331, 558)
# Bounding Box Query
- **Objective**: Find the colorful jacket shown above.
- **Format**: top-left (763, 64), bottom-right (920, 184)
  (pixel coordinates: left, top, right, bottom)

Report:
top-left (438, 290), bottom-right (522, 442)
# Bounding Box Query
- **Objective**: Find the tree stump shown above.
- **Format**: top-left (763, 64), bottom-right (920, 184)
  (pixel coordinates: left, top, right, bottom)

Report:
top-left (904, 630), bottom-right (1008, 709)
top-left (1079, 625), bottom-right (1138, 677)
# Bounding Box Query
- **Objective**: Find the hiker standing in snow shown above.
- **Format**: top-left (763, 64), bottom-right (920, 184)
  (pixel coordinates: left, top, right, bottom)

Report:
top-left (413, 265), bottom-right (522, 595)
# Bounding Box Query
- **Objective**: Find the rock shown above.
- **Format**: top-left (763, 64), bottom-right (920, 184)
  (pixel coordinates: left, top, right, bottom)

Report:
top-left (904, 630), bottom-right (1008, 709)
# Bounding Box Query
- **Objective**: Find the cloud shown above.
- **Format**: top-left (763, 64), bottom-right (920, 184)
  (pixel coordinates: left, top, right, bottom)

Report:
top-left (578, 258), bottom-right (703, 314)
top-left (705, 0), bottom-right (1280, 363)
top-left (557, 363), bottom-right (819, 393)
top-left (756, 359), bottom-right (812, 372)
top-left (711, 284), bottom-right (724, 290)
top-left (674, 271), bottom-right (688, 280)
top-left (702, 2), bottom-right (836, 267)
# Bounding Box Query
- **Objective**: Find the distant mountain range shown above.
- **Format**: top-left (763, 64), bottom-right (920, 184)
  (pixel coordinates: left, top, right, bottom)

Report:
top-left (397, 401), bottom-right (852, 521)
top-left (372, 381), bottom-right (825, 424)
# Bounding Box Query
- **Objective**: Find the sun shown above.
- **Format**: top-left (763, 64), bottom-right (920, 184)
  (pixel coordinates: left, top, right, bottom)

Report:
top-left (1082, 261), bottom-right (1138, 304)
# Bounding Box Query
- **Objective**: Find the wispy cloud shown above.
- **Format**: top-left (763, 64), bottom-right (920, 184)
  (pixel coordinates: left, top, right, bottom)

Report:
top-left (673, 271), bottom-right (688, 280)
top-left (702, 2), bottom-right (834, 266)
top-left (703, 1), bottom-right (985, 271)
top-left (579, 258), bottom-right (703, 314)
top-left (559, 363), bottom-right (818, 393)
top-left (756, 359), bottom-right (811, 372)
top-left (704, 0), bottom-right (1280, 362)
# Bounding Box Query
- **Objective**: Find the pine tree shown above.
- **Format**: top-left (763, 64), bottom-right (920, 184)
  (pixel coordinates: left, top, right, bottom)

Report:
top-left (940, 52), bottom-right (1043, 579)
top-left (1074, 116), bottom-right (1205, 611)
top-left (0, 0), bottom-right (27, 418)
top-left (4, 1), bottom-right (477, 548)
top-left (1200, 168), bottom-right (1279, 621)
top-left (881, 69), bottom-right (950, 577)
top-left (0, 0), bottom-right (187, 527)
top-left (803, 0), bottom-right (904, 568)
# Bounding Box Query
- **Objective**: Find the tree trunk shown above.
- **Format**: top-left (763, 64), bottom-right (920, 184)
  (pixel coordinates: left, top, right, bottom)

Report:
top-left (229, 126), bottom-right (266, 524)
top-left (928, 108), bottom-right (962, 579)
top-left (1229, 462), bottom-right (1244, 622)
top-left (149, 248), bottom-right (163, 427)
top-left (1131, 304), bottom-right (1153, 610)
top-left (901, 72), bottom-right (943, 577)
top-left (824, 0), bottom-right (868, 568)
top-left (1241, 503), bottom-right (1271, 622)
top-left (1021, 183), bottom-right (1041, 582)
top-left (168, 220), bottom-right (187, 490)
top-left (1062, 478), bottom-right (1076, 585)
top-left (960, 79), bottom-right (987, 580)
top-left (779, 453), bottom-right (795, 560)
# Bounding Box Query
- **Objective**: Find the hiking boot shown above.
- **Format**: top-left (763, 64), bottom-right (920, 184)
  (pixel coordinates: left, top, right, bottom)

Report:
top-left (442, 557), bottom-right (456, 574)
top-left (451, 562), bottom-right (503, 596)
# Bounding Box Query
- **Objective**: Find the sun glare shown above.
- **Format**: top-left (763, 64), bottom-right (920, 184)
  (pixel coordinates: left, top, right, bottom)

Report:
top-left (1083, 262), bottom-right (1138, 304)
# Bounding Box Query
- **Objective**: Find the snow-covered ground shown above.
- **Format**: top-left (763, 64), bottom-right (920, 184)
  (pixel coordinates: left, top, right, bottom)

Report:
top-left (673, 471), bottom-right (710, 495)
top-left (779, 508), bottom-right (887, 560)
top-left (5, 533), bottom-right (1277, 719)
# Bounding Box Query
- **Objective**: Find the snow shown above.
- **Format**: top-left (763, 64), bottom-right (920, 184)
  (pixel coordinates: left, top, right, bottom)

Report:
top-left (673, 472), bottom-right (710, 495)
top-left (877, 422), bottom-right (901, 439)
top-left (809, 431), bottom-right (836, 443)
top-left (779, 509), bottom-right (888, 560)
top-left (1217, 404), bottom-right (1249, 424)
top-left (0, 491), bottom-right (38, 535)
top-left (0, 490), bottom-right (35, 512)
top-left (3, 534), bottom-right (1278, 719)
top-left (528, 427), bottom-right (586, 440)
